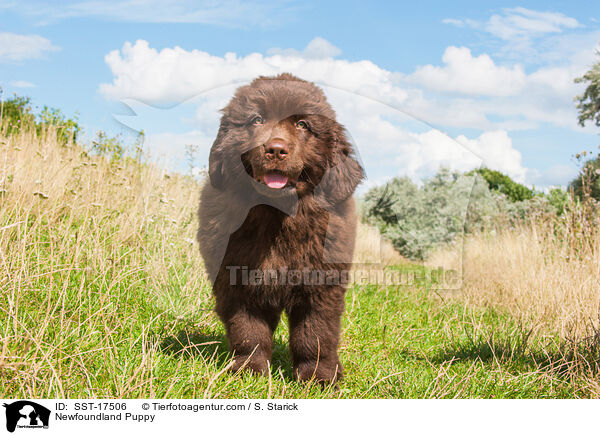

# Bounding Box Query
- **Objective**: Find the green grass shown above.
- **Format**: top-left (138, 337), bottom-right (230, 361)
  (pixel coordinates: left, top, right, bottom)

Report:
top-left (1, 258), bottom-right (593, 398)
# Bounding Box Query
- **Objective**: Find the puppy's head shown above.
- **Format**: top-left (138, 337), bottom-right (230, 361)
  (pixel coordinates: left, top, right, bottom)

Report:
top-left (208, 74), bottom-right (364, 203)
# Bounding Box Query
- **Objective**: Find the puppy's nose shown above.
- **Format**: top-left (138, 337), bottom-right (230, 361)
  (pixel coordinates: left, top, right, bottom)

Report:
top-left (265, 141), bottom-right (289, 160)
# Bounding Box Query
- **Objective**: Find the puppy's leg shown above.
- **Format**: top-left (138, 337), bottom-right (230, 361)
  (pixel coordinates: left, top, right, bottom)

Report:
top-left (219, 305), bottom-right (280, 375)
top-left (287, 287), bottom-right (345, 383)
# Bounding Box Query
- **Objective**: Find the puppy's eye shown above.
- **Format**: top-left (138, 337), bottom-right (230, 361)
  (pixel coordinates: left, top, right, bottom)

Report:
top-left (251, 115), bottom-right (264, 125)
top-left (296, 120), bottom-right (308, 130)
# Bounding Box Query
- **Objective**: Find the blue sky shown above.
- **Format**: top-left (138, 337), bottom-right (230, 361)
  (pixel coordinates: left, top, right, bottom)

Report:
top-left (1, 0), bottom-right (599, 189)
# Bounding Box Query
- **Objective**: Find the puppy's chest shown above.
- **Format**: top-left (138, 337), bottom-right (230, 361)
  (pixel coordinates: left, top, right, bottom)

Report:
top-left (228, 206), bottom-right (328, 269)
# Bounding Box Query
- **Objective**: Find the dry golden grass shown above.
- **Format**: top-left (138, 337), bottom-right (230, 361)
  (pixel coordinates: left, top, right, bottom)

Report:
top-left (0, 125), bottom-right (210, 316)
top-left (353, 221), bottom-right (406, 266)
top-left (0, 125), bottom-right (217, 396)
top-left (428, 220), bottom-right (600, 342)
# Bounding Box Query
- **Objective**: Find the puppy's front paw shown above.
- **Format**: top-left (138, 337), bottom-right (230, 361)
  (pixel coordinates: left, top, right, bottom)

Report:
top-left (294, 359), bottom-right (343, 384)
top-left (230, 353), bottom-right (270, 376)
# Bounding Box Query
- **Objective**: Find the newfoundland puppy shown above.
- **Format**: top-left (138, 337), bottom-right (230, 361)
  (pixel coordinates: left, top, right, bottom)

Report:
top-left (197, 73), bottom-right (364, 383)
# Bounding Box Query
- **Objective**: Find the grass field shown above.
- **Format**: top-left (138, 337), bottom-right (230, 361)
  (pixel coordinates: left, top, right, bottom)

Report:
top-left (1, 126), bottom-right (599, 398)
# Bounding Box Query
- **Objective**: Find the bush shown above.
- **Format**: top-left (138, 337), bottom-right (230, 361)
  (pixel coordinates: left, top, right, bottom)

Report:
top-left (0, 94), bottom-right (36, 135)
top-left (569, 153), bottom-right (600, 202)
top-left (546, 187), bottom-right (570, 215)
top-left (467, 168), bottom-right (534, 202)
top-left (363, 167), bottom-right (562, 260)
top-left (39, 106), bottom-right (80, 144)
top-left (91, 131), bottom-right (126, 161)
top-left (1, 91), bottom-right (80, 145)
top-left (363, 168), bottom-right (502, 259)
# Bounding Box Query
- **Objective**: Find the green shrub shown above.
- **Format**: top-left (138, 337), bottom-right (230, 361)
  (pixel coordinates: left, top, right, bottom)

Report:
top-left (467, 168), bottom-right (534, 202)
top-left (39, 105), bottom-right (80, 144)
top-left (1, 91), bottom-right (80, 145)
top-left (363, 167), bottom-right (561, 260)
top-left (363, 168), bottom-right (501, 259)
top-left (91, 131), bottom-right (126, 161)
top-left (569, 154), bottom-right (600, 202)
top-left (0, 94), bottom-right (36, 135)
top-left (546, 187), bottom-right (570, 215)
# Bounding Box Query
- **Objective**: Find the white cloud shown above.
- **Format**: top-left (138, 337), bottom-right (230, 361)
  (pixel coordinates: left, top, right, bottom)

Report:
top-left (382, 129), bottom-right (528, 184)
top-left (444, 7), bottom-right (581, 41)
top-left (100, 37), bottom-right (581, 133)
top-left (0, 32), bottom-right (59, 62)
top-left (408, 46), bottom-right (527, 96)
top-left (443, 8), bottom-right (590, 63)
top-left (486, 7), bottom-right (581, 40)
top-left (406, 37), bottom-right (598, 131)
top-left (442, 18), bottom-right (467, 27)
top-left (99, 38), bottom-right (407, 107)
top-left (456, 130), bottom-right (528, 183)
top-left (267, 37), bottom-right (342, 59)
top-left (10, 80), bottom-right (36, 88)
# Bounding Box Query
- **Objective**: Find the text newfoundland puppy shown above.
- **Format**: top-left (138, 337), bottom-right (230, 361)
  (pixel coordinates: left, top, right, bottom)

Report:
top-left (198, 73), bottom-right (364, 383)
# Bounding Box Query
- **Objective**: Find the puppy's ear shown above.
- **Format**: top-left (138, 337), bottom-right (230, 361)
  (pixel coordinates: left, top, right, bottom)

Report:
top-left (208, 123), bottom-right (227, 189)
top-left (315, 124), bottom-right (365, 206)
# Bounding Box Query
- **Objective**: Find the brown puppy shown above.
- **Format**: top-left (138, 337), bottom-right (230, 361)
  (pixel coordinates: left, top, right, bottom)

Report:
top-left (197, 73), bottom-right (364, 383)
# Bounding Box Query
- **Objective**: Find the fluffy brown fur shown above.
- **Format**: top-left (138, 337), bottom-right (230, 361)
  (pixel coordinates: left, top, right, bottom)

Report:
top-left (197, 73), bottom-right (364, 383)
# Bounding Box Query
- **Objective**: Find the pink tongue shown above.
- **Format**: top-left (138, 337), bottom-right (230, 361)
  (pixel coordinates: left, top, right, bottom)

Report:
top-left (263, 173), bottom-right (288, 189)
